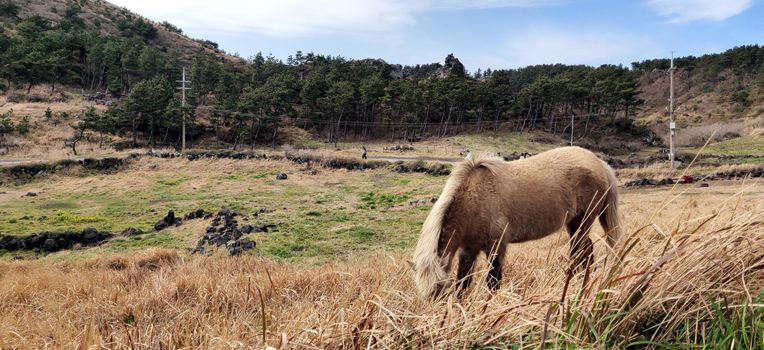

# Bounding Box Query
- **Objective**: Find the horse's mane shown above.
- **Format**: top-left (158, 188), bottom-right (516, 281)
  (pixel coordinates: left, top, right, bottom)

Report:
top-left (412, 152), bottom-right (505, 298)
top-left (458, 152), bottom-right (505, 176)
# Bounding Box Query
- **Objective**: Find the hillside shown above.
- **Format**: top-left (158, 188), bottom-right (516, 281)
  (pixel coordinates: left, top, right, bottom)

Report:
top-left (5, 0), bottom-right (238, 62)
top-left (633, 47), bottom-right (764, 122)
top-left (0, 0), bottom-right (762, 160)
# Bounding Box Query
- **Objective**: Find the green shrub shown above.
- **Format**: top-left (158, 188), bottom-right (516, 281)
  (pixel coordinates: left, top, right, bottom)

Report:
top-left (16, 115), bottom-right (30, 135)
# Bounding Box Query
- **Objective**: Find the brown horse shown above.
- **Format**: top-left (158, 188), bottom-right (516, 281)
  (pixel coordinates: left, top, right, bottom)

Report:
top-left (412, 146), bottom-right (622, 299)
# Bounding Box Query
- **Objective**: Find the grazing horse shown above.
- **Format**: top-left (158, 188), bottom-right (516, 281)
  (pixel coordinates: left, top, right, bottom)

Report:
top-left (411, 146), bottom-right (622, 299)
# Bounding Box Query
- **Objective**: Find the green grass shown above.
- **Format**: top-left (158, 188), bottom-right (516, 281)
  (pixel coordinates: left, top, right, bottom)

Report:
top-left (0, 161), bottom-right (443, 262)
top-left (697, 136), bottom-right (764, 156)
top-left (358, 191), bottom-right (410, 209)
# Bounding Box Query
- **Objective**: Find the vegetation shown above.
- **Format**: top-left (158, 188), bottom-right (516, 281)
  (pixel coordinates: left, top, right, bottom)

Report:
top-left (2, 1), bottom-right (763, 152)
top-left (0, 156), bottom-right (762, 348)
top-left (0, 3), bottom-right (646, 150)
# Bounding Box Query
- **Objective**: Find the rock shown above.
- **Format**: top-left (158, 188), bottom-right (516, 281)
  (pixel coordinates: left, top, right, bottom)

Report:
top-left (42, 238), bottom-right (58, 252)
top-left (227, 238), bottom-right (256, 256)
top-left (154, 210), bottom-right (181, 231)
top-left (120, 228), bottom-right (144, 237)
top-left (193, 208), bottom-right (265, 256)
top-left (276, 173), bottom-right (288, 180)
top-left (82, 227), bottom-right (99, 240)
top-left (436, 54), bottom-right (466, 78)
top-left (697, 183), bottom-right (710, 188)
top-left (154, 220), bottom-right (169, 231)
top-left (164, 210), bottom-right (176, 224)
top-left (25, 192), bottom-right (37, 197)
top-left (184, 208), bottom-right (209, 220)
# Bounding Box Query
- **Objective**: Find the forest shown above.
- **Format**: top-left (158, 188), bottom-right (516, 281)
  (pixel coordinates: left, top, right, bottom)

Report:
top-left (1, 1), bottom-right (762, 149)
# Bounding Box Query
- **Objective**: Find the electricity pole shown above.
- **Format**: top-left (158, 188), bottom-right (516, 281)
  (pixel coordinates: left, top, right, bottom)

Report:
top-left (177, 67), bottom-right (191, 154)
top-left (668, 52), bottom-right (676, 168)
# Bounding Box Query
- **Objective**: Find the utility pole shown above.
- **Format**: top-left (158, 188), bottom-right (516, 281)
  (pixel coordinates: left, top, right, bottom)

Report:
top-left (177, 67), bottom-right (191, 154)
top-left (668, 52), bottom-right (676, 168)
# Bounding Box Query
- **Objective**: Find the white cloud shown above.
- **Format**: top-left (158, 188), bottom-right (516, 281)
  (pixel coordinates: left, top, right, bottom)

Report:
top-left (110, 0), bottom-right (429, 37)
top-left (647, 0), bottom-right (753, 23)
top-left (108, 0), bottom-right (552, 38)
top-left (502, 27), bottom-right (660, 67)
top-left (433, 0), bottom-right (556, 10)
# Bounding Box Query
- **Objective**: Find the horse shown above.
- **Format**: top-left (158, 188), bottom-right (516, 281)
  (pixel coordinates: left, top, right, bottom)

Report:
top-left (411, 146), bottom-right (622, 299)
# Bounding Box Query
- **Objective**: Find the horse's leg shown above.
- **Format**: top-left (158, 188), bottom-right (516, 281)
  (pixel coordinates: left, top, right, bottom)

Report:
top-left (567, 215), bottom-right (594, 274)
top-left (456, 248), bottom-right (478, 295)
top-left (486, 245), bottom-right (506, 291)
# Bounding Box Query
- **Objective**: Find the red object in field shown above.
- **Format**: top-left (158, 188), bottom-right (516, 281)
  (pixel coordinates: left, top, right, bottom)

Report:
top-left (680, 175), bottom-right (694, 184)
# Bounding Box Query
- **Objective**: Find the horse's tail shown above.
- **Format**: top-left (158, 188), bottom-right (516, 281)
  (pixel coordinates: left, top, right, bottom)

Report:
top-left (602, 167), bottom-right (623, 247)
top-left (412, 154), bottom-right (502, 299)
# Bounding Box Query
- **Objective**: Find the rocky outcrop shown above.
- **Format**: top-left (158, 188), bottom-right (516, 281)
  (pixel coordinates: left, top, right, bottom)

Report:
top-left (436, 54), bottom-right (466, 78)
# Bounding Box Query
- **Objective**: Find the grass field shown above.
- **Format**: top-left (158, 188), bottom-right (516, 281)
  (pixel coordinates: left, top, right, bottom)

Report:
top-left (1, 154), bottom-right (763, 348)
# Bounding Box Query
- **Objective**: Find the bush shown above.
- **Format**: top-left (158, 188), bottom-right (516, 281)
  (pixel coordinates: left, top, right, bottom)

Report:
top-left (107, 80), bottom-right (123, 96)
top-left (612, 117), bottom-right (648, 136)
top-left (44, 107), bottom-right (53, 120)
top-left (16, 115), bottom-right (30, 135)
top-left (0, 0), bottom-right (20, 17)
top-left (160, 21), bottom-right (182, 33)
top-left (0, 111), bottom-right (14, 145)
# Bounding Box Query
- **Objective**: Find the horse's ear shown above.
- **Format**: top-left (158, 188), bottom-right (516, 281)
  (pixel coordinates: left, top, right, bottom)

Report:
top-left (407, 260), bottom-right (416, 270)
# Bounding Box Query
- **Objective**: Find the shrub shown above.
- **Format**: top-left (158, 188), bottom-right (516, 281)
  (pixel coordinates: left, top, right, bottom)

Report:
top-left (107, 80), bottom-right (123, 96)
top-left (0, 111), bottom-right (15, 145)
top-left (16, 115), bottom-right (30, 135)
top-left (160, 21), bottom-right (182, 33)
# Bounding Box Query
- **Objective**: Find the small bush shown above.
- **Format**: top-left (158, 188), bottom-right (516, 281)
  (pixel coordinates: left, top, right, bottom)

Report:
top-left (16, 115), bottom-right (30, 135)
top-left (160, 21), bottom-right (182, 33)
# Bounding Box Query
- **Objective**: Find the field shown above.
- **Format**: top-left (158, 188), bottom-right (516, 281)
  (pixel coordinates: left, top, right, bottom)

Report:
top-left (1, 153), bottom-right (763, 349)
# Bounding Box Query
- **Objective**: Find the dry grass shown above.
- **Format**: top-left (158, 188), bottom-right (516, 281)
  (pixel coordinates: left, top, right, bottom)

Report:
top-left (616, 162), bottom-right (764, 182)
top-left (1, 180), bottom-right (763, 349)
top-left (0, 91), bottom-right (122, 159)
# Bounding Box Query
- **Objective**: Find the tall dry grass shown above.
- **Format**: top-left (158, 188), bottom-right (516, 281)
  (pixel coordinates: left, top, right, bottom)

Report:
top-left (1, 183), bottom-right (763, 349)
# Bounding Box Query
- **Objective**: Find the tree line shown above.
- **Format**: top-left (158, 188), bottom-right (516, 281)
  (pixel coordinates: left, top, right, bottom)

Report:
top-left (2, 3), bottom-right (761, 150)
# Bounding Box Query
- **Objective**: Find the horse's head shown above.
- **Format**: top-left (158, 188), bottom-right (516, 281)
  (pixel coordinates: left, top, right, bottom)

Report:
top-left (409, 260), bottom-right (452, 299)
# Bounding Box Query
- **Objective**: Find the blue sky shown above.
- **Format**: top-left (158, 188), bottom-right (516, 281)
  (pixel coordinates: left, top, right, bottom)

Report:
top-left (109, 0), bottom-right (762, 72)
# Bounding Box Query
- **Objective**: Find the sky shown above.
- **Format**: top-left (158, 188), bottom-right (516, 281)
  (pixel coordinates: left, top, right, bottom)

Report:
top-left (108, 0), bottom-right (763, 72)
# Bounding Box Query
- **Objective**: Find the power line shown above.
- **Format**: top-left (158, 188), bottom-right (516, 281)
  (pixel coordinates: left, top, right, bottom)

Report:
top-left (176, 67), bottom-right (191, 154)
top-left (195, 105), bottom-right (608, 128)
top-left (669, 51), bottom-right (677, 168)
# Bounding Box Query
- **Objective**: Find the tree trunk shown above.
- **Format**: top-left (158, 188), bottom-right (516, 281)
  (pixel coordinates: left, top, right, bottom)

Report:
top-left (271, 122), bottom-right (278, 148)
top-left (132, 112), bottom-right (140, 147)
top-left (149, 115), bottom-right (155, 149)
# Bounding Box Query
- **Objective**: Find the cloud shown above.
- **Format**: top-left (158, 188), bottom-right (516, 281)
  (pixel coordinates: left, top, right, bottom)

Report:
top-left (646, 0), bottom-right (753, 23)
top-left (433, 0), bottom-right (557, 10)
top-left (502, 27), bottom-right (660, 67)
top-left (109, 0), bottom-right (553, 38)
top-left (111, 0), bottom-right (429, 37)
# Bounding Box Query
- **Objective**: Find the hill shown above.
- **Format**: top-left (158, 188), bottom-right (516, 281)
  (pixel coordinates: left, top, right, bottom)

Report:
top-left (0, 0), bottom-right (762, 160)
top-left (633, 46), bottom-right (764, 124)
top-left (5, 0), bottom-right (238, 62)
